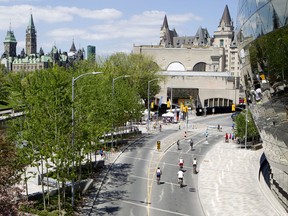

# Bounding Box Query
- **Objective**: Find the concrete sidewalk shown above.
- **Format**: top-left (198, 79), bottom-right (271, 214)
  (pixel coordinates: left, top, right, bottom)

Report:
top-left (198, 131), bottom-right (287, 216)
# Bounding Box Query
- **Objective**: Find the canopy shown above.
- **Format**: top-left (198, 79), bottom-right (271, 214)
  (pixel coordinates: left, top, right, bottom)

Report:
top-left (162, 112), bottom-right (174, 117)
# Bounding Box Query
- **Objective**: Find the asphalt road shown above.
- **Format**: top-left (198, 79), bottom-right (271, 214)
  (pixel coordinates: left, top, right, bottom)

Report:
top-left (91, 114), bottom-right (233, 216)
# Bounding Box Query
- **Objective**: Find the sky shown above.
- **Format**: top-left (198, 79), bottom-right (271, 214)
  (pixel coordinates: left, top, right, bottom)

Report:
top-left (0, 0), bottom-right (238, 57)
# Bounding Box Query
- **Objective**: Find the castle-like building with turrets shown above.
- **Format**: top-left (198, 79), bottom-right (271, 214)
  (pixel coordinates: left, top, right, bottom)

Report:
top-left (133, 5), bottom-right (242, 110)
top-left (133, 5), bottom-right (239, 77)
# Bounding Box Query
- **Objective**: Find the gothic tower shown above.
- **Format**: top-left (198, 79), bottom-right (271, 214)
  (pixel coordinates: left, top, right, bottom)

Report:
top-left (159, 15), bottom-right (177, 47)
top-left (3, 26), bottom-right (17, 57)
top-left (213, 5), bottom-right (237, 73)
top-left (26, 14), bottom-right (37, 55)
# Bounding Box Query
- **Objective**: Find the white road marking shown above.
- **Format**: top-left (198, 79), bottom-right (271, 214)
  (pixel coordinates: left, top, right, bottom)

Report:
top-left (130, 208), bottom-right (135, 216)
top-left (120, 155), bottom-right (198, 170)
top-left (159, 188), bottom-right (164, 202)
top-left (122, 200), bottom-right (192, 216)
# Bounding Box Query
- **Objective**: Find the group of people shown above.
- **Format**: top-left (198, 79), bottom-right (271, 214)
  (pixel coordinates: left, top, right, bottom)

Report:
top-left (156, 157), bottom-right (197, 186)
top-left (177, 157), bottom-right (197, 185)
top-left (177, 138), bottom-right (194, 150)
top-left (156, 136), bottom-right (198, 185)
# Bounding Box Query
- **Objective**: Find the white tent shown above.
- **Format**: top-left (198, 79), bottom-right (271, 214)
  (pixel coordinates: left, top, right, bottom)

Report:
top-left (162, 112), bottom-right (174, 117)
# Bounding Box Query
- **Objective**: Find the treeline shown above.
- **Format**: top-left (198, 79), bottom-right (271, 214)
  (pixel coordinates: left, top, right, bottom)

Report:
top-left (0, 53), bottom-right (161, 214)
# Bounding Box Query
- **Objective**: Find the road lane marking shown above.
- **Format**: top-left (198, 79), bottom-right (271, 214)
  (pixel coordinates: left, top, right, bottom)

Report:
top-left (122, 200), bottom-right (192, 216)
top-left (130, 174), bottom-right (180, 186)
top-left (159, 188), bottom-right (164, 202)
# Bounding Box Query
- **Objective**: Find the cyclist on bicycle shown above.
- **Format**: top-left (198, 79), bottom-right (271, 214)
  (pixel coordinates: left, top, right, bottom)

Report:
top-left (179, 158), bottom-right (184, 169)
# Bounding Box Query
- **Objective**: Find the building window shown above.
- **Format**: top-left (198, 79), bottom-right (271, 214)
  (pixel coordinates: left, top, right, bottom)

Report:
top-left (220, 39), bottom-right (224, 47)
top-left (209, 99), bottom-right (213, 107)
top-left (219, 98), bottom-right (223, 106)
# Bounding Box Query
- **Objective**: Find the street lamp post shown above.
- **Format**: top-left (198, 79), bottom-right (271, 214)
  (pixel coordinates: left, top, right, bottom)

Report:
top-left (147, 78), bottom-right (159, 131)
top-left (111, 75), bottom-right (130, 149)
top-left (244, 105), bottom-right (248, 149)
top-left (71, 71), bottom-right (103, 208)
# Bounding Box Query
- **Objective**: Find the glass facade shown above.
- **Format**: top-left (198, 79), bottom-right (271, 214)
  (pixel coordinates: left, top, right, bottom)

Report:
top-left (237, 0), bottom-right (288, 41)
top-left (237, 0), bottom-right (288, 212)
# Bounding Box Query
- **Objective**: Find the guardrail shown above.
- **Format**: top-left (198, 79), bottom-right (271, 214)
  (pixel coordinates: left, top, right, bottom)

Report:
top-left (0, 109), bottom-right (24, 121)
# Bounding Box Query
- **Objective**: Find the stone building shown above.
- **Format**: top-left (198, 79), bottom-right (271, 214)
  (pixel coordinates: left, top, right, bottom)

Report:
top-left (133, 5), bottom-right (241, 109)
top-left (1, 14), bottom-right (85, 72)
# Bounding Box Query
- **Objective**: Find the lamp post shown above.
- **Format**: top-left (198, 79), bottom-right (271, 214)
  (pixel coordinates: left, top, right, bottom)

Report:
top-left (244, 106), bottom-right (248, 149)
top-left (71, 71), bottom-right (103, 208)
top-left (147, 78), bottom-right (159, 131)
top-left (111, 75), bottom-right (130, 149)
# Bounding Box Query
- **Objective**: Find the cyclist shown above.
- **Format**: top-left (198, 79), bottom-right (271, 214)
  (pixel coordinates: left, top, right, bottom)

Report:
top-left (177, 140), bottom-right (180, 150)
top-left (193, 157), bottom-right (197, 174)
top-left (179, 158), bottom-right (184, 169)
top-left (156, 167), bottom-right (162, 184)
top-left (177, 169), bottom-right (184, 185)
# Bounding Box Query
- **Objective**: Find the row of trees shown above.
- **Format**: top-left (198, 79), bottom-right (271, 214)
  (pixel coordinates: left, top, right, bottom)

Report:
top-left (0, 53), bottom-right (162, 214)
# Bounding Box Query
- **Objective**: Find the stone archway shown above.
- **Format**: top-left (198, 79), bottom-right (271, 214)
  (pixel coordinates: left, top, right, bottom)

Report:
top-left (167, 62), bottom-right (186, 71)
top-left (193, 62), bottom-right (206, 71)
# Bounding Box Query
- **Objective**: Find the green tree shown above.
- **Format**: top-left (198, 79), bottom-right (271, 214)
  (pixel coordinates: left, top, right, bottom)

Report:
top-left (235, 110), bottom-right (259, 142)
top-left (6, 67), bottom-right (72, 212)
top-left (4, 52), bottom-right (162, 213)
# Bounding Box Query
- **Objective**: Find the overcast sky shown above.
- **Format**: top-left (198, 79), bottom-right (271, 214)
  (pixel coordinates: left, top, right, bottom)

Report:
top-left (0, 0), bottom-right (238, 57)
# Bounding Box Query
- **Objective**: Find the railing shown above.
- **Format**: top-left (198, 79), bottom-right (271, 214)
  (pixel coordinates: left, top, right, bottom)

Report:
top-left (0, 109), bottom-right (24, 121)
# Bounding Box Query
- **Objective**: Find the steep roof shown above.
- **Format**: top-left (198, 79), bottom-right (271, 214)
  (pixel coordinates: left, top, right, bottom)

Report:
top-left (219, 5), bottom-right (232, 27)
top-left (4, 30), bottom-right (17, 43)
top-left (27, 14), bottom-right (36, 31)
top-left (161, 15), bottom-right (169, 30)
top-left (70, 40), bottom-right (77, 52)
top-left (195, 26), bottom-right (210, 45)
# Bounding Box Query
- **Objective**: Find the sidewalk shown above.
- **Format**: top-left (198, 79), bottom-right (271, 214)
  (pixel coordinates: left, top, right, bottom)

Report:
top-left (198, 129), bottom-right (287, 216)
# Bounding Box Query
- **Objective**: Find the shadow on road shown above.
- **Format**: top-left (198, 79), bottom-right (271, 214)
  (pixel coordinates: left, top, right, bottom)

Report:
top-left (94, 162), bottom-right (133, 215)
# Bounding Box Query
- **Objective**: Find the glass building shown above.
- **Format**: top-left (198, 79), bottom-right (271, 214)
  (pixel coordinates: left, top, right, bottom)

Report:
top-left (237, 0), bottom-right (288, 212)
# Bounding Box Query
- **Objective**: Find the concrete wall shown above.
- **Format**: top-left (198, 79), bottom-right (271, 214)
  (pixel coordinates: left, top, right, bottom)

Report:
top-left (156, 71), bottom-right (239, 106)
top-left (133, 46), bottom-right (224, 71)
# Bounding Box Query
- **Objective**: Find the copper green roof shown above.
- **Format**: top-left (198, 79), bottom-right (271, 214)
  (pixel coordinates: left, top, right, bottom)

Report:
top-left (4, 30), bottom-right (17, 43)
top-left (27, 14), bottom-right (36, 31)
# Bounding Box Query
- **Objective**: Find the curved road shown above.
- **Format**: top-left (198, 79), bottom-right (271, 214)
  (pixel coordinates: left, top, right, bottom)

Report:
top-left (91, 114), bottom-right (233, 215)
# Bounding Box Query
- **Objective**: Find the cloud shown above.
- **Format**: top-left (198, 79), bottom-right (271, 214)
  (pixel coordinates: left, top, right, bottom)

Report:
top-left (42, 9), bottom-right (201, 50)
top-left (0, 4), bottom-right (203, 55)
top-left (0, 5), bottom-right (122, 30)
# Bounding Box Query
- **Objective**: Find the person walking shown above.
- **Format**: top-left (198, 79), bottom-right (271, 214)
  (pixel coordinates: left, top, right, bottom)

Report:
top-left (205, 129), bottom-right (208, 140)
top-left (190, 138), bottom-right (194, 150)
